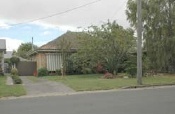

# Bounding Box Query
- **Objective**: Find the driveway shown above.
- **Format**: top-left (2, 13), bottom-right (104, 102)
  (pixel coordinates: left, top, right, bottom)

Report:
top-left (20, 76), bottom-right (75, 96)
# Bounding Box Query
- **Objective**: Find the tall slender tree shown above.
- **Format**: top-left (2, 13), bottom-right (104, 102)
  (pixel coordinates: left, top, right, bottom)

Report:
top-left (126, 0), bottom-right (175, 73)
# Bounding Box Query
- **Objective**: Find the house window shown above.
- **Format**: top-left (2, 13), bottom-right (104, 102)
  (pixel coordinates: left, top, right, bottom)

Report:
top-left (46, 53), bottom-right (62, 71)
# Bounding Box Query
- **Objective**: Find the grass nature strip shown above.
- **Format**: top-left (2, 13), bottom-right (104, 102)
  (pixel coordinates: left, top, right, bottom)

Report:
top-left (44, 74), bottom-right (175, 91)
top-left (0, 76), bottom-right (26, 98)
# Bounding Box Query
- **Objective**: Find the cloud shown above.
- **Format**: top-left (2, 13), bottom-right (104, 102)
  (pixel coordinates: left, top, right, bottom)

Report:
top-left (42, 31), bottom-right (51, 36)
top-left (58, 25), bottom-right (83, 32)
top-left (34, 41), bottom-right (47, 47)
top-left (0, 0), bottom-right (130, 29)
top-left (0, 20), bottom-right (11, 29)
top-left (32, 21), bottom-right (59, 30)
top-left (35, 21), bottom-right (83, 32)
top-left (0, 37), bottom-right (23, 51)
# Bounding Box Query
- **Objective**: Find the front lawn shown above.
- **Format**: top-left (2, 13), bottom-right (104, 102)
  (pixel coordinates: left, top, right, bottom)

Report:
top-left (0, 76), bottom-right (26, 98)
top-left (43, 74), bottom-right (175, 91)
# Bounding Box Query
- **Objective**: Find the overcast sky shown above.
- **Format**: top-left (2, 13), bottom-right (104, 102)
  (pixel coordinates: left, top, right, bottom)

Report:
top-left (0, 0), bottom-right (129, 51)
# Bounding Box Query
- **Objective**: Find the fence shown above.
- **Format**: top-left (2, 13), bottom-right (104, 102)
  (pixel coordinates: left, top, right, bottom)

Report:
top-left (17, 61), bottom-right (36, 76)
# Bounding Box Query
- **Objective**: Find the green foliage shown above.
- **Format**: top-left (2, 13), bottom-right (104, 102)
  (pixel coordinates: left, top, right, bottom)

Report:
top-left (126, 66), bottom-right (137, 78)
top-left (0, 63), bottom-right (4, 76)
top-left (0, 52), bottom-right (2, 61)
top-left (0, 53), bottom-right (4, 76)
top-left (70, 21), bottom-right (135, 75)
top-left (10, 67), bottom-right (22, 84)
top-left (37, 68), bottom-right (48, 77)
top-left (94, 63), bottom-right (106, 73)
top-left (126, 0), bottom-right (175, 73)
top-left (10, 57), bottom-right (20, 66)
top-left (56, 69), bottom-right (61, 75)
top-left (142, 54), bottom-right (155, 76)
top-left (16, 42), bottom-right (38, 59)
top-left (81, 68), bottom-right (92, 74)
top-left (125, 54), bottom-right (137, 78)
top-left (11, 68), bottom-right (18, 76)
top-left (0, 73), bottom-right (3, 77)
top-left (5, 58), bottom-right (11, 65)
top-left (12, 75), bottom-right (22, 84)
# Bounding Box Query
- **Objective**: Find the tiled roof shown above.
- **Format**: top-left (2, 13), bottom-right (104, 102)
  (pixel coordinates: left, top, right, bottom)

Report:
top-left (39, 31), bottom-right (86, 50)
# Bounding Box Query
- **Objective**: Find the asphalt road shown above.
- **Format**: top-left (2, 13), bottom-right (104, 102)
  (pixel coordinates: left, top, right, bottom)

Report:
top-left (1, 87), bottom-right (175, 114)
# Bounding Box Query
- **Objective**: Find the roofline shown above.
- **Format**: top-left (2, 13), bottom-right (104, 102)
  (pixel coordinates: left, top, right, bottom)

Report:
top-left (27, 49), bottom-right (77, 56)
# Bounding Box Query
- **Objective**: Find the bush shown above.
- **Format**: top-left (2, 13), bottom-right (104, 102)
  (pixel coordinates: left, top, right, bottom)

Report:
top-left (95, 63), bottom-right (105, 73)
top-left (38, 68), bottom-right (48, 77)
top-left (0, 68), bottom-right (4, 76)
top-left (126, 66), bottom-right (137, 78)
top-left (10, 68), bottom-right (22, 84)
top-left (103, 72), bottom-right (116, 79)
top-left (0, 74), bottom-right (4, 76)
top-left (81, 68), bottom-right (92, 74)
top-left (124, 54), bottom-right (137, 78)
top-left (56, 69), bottom-right (62, 75)
top-left (12, 75), bottom-right (22, 84)
top-left (11, 68), bottom-right (18, 76)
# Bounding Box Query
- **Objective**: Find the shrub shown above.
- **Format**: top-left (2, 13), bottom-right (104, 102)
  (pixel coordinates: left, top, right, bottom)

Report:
top-left (11, 68), bottom-right (18, 76)
top-left (124, 54), bottom-right (137, 78)
top-left (81, 68), bottom-right (92, 74)
top-left (56, 69), bottom-right (62, 75)
top-left (126, 66), bottom-right (137, 78)
top-left (12, 75), bottom-right (22, 84)
top-left (95, 63), bottom-right (105, 73)
top-left (0, 67), bottom-right (4, 76)
top-left (0, 74), bottom-right (4, 76)
top-left (103, 72), bottom-right (116, 79)
top-left (37, 68), bottom-right (48, 77)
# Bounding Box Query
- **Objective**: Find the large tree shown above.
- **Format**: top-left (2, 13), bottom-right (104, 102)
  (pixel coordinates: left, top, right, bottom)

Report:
top-left (71, 21), bottom-right (135, 75)
top-left (126, 0), bottom-right (175, 73)
top-left (16, 43), bottom-right (38, 59)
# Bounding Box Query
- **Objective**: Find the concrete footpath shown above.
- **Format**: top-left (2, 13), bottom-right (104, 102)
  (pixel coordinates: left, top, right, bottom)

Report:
top-left (20, 76), bottom-right (75, 96)
top-left (6, 76), bottom-right (13, 85)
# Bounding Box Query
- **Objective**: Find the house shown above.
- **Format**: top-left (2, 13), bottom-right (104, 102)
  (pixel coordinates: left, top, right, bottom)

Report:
top-left (3, 51), bottom-right (13, 73)
top-left (4, 51), bottom-right (13, 59)
top-left (28, 31), bottom-right (86, 72)
top-left (0, 39), bottom-right (6, 74)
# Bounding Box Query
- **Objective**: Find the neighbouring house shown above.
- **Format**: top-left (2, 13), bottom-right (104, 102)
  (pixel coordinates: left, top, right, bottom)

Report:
top-left (4, 51), bottom-right (13, 73)
top-left (28, 31), bottom-right (86, 72)
top-left (0, 39), bottom-right (6, 74)
top-left (4, 51), bottom-right (13, 59)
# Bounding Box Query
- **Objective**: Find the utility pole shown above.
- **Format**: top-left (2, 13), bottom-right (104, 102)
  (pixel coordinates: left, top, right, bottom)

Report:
top-left (32, 37), bottom-right (34, 51)
top-left (137, 0), bottom-right (142, 85)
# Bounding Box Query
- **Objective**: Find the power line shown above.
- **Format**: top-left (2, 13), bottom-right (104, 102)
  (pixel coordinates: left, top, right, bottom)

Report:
top-left (2, 0), bottom-right (103, 27)
top-left (111, 0), bottom-right (128, 19)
